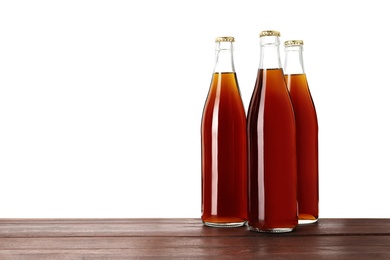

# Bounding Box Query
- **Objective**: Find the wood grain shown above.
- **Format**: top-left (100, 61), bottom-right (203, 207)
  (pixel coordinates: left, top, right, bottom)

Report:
top-left (0, 218), bottom-right (389, 259)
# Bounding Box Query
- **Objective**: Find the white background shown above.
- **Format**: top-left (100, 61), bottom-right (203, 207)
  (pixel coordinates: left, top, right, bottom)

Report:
top-left (1, 0), bottom-right (389, 218)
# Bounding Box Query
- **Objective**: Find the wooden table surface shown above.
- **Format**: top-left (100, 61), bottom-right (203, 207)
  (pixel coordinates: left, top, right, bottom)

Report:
top-left (0, 218), bottom-right (389, 259)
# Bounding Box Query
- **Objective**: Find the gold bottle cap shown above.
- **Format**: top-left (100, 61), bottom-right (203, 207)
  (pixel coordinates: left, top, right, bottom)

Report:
top-left (215, 36), bottom-right (235, 42)
top-left (259, 30), bottom-right (280, 37)
top-left (284, 40), bottom-right (304, 46)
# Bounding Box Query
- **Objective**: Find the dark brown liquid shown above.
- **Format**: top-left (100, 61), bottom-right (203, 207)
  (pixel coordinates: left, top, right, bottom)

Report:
top-left (285, 74), bottom-right (318, 222)
top-left (201, 72), bottom-right (247, 225)
top-left (247, 68), bottom-right (298, 231)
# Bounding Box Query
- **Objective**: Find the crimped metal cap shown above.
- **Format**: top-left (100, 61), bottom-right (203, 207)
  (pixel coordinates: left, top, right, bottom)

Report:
top-left (259, 30), bottom-right (280, 37)
top-left (215, 36), bottom-right (235, 42)
top-left (285, 40), bottom-right (304, 46)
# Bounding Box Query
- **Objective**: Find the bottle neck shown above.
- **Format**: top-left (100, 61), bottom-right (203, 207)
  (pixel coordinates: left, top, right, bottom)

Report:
top-left (258, 36), bottom-right (282, 69)
top-left (284, 45), bottom-right (305, 74)
top-left (213, 41), bottom-right (235, 73)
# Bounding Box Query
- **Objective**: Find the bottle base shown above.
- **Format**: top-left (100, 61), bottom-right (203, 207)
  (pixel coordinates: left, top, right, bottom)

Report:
top-left (298, 214), bottom-right (318, 224)
top-left (299, 218), bottom-right (319, 225)
top-left (248, 226), bottom-right (295, 233)
top-left (203, 221), bottom-right (246, 228)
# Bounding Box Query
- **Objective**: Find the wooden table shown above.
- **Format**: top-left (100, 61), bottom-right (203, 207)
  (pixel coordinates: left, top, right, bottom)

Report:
top-left (0, 218), bottom-right (389, 259)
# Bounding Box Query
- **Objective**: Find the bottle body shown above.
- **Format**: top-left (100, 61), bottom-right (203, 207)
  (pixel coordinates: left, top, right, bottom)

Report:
top-left (284, 40), bottom-right (318, 224)
top-left (201, 37), bottom-right (247, 227)
top-left (247, 31), bottom-right (298, 233)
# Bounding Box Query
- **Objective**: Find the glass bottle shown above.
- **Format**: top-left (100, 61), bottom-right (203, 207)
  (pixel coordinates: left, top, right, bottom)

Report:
top-left (201, 36), bottom-right (247, 227)
top-left (247, 30), bottom-right (298, 233)
top-left (284, 40), bottom-right (319, 224)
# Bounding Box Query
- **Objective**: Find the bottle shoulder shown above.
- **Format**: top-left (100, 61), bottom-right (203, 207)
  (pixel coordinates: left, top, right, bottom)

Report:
top-left (203, 72), bottom-right (245, 112)
top-left (248, 68), bottom-right (294, 121)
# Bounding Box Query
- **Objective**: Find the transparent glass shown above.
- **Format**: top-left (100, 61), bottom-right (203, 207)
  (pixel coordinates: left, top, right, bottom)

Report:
top-left (201, 38), bottom-right (247, 227)
top-left (247, 32), bottom-right (298, 233)
top-left (284, 43), bottom-right (319, 225)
